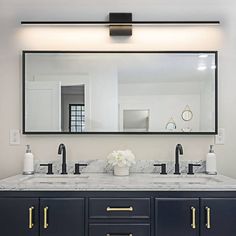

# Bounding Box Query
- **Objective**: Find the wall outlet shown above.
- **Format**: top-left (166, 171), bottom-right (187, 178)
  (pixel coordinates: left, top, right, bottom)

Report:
top-left (9, 129), bottom-right (20, 145)
top-left (215, 128), bottom-right (225, 145)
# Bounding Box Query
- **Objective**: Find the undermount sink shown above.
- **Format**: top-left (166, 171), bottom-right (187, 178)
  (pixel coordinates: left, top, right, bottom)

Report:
top-left (24, 175), bottom-right (89, 185)
top-left (151, 175), bottom-right (221, 184)
top-left (21, 174), bottom-right (222, 186)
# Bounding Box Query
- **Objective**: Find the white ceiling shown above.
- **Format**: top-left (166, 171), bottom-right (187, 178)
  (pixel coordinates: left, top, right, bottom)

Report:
top-left (27, 53), bottom-right (216, 84)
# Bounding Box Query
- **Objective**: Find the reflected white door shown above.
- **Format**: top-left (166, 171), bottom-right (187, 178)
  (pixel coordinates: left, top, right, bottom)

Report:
top-left (26, 81), bottom-right (61, 132)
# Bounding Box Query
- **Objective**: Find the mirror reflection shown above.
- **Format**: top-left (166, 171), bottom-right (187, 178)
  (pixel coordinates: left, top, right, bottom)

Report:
top-left (24, 52), bottom-right (217, 133)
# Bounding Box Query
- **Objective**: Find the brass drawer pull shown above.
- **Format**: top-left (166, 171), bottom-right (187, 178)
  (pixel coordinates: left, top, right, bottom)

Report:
top-left (205, 207), bottom-right (211, 229)
top-left (106, 207), bottom-right (133, 212)
top-left (43, 207), bottom-right (49, 229)
top-left (191, 207), bottom-right (196, 229)
top-left (28, 206), bottom-right (34, 229)
top-left (106, 234), bottom-right (133, 236)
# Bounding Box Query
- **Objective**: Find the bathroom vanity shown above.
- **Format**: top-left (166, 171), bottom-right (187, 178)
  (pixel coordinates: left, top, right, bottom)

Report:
top-left (0, 48), bottom-right (225, 236)
top-left (1, 173), bottom-right (236, 236)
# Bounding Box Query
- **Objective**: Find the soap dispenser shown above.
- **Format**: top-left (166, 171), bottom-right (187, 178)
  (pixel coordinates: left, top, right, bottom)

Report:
top-left (23, 145), bottom-right (34, 175)
top-left (206, 145), bottom-right (217, 175)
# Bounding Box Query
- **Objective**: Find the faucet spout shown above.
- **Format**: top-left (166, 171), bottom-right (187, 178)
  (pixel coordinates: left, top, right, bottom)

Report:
top-left (174, 144), bottom-right (183, 175)
top-left (58, 143), bottom-right (67, 175)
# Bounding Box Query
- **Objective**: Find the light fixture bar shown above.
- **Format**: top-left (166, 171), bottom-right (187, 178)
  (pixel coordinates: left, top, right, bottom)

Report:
top-left (21, 21), bottom-right (220, 25)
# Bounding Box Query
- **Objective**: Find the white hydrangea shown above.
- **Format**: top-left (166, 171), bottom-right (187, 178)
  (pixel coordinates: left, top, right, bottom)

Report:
top-left (107, 150), bottom-right (136, 167)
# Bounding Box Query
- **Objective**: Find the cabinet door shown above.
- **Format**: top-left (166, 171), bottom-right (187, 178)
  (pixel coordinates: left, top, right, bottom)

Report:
top-left (201, 198), bottom-right (236, 236)
top-left (0, 198), bottom-right (39, 236)
top-left (40, 198), bottom-right (85, 236)
top-left (155, 198), bottom-right (199, 236)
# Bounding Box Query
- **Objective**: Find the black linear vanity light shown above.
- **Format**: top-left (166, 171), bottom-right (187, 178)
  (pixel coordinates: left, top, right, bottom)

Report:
top-left (20, 20), bottom-right (221, 25)
top-left (21, 12), bottom-right (220, 37)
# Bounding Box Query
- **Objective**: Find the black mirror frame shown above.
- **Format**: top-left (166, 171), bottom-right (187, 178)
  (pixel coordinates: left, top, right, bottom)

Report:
top-left (22, 50), bottom-right (218, 135)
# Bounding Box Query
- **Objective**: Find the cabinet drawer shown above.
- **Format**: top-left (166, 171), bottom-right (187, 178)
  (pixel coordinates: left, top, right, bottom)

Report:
top-left (89, 223), bottom-right (150, 236)
top-left (89, 198), bottom-right (150, 219)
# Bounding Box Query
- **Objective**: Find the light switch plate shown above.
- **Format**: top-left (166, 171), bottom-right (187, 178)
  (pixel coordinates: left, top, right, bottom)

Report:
top-left (215, 128), bottom-right (225, 145)
top-left (9, 129), bottom-right (21, 145)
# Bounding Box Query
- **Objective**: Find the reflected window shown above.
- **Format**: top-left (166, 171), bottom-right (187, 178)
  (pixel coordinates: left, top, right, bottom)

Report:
top-left (69, 104), bottom-right (85, 132)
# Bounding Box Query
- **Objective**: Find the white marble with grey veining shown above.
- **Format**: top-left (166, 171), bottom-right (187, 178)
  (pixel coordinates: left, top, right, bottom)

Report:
top-left (1, 173), bottom-right (236, 192)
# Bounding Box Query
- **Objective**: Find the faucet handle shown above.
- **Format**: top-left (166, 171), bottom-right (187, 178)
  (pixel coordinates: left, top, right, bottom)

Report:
top-left (187, 164), bottom-right (201, 175)
top-left (74, 163), bottom-right (88, 175)
top-left (40, 163), bottom-right (54, 175)
top-left (154, 163), bottom-right (167, 175)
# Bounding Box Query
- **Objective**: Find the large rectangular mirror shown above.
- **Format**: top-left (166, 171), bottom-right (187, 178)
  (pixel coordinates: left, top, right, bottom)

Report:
top-left (23, 51), bottom-right (217, 134)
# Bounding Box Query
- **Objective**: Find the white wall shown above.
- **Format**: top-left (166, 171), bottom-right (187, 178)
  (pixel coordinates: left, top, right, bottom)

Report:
top-left (200, 79), bottom-right (215, 131)
top-left (119, 80), bottom-right (215, 132)
top-left (119, 94), bottom-right (200, 132)
top-left (89, 64), bottom-right (119, 131)
top-left (0, 0), bottom-right (236, 179)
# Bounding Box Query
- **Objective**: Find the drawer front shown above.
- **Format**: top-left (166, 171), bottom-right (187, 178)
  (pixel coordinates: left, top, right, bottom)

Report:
top-left (89, 223), bottom-right (150, 236)
top-left (89, 198), bottom-right (150, 219)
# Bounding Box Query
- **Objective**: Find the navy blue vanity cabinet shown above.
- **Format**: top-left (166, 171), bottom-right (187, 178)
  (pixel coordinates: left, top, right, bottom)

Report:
top-left (40, 198), bottom-right (85, 236)
top-left (0, 198), bottom-right (39, 236)
top-left (155, 198), bottom-right (199, 236)
top-left (2, 191), bottom-right (236, 236)
top-left (201, 198), bottom-right (236, 236)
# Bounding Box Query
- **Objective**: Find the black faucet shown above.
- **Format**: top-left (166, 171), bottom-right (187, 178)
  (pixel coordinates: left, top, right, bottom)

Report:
top-left (58, 143), bottom-right (67, 175)
top-left (74, 163), bottom-right (88, 175)
top-left (153, 163), bottom-right (167, 175)
top-left (174, 144), bottom-right (183, 175)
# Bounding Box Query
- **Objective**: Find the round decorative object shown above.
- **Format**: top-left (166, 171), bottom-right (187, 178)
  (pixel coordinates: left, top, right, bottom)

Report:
top-left (165, 118), bottom-right (177, 131)
top-left (182, 105), bottom-right (193, 121)
top-left (114, 165), bottom-right (129, 176)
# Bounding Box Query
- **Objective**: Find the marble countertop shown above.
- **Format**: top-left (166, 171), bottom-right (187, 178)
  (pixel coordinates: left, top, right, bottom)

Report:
top-left (1, 173), bottom-right (236, 191)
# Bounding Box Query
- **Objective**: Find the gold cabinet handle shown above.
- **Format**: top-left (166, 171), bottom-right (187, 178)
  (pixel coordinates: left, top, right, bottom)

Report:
top-left (106, 234), bottom-right (132, 236)
top-left (43, 207), bottom-right (49, 229)
top-left (28, 206), bottom-right (34, 229)
top-left (191, 207), bottom-right (196, 229)
top-left (205, 207), bottom-right (211, 229)
top-left (106, 206), bottom-right (133, 212)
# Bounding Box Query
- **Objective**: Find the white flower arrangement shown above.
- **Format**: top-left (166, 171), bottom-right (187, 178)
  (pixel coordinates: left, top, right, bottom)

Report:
top-left (107, 150), bottom-right (136, 168)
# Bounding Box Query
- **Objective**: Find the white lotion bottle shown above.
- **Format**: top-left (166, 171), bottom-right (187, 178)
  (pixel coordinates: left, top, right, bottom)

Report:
top-left (206, 145), bottom-right (217, 175)
top-left (23, 145), bottom-right (34, 175)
